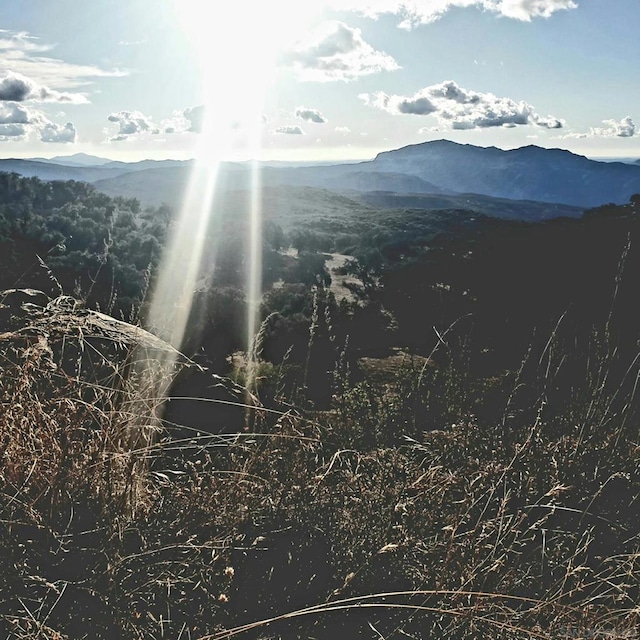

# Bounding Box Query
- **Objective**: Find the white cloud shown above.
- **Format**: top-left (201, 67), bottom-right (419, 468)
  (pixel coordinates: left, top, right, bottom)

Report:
top-left (591, 116), bottom-right (636, 138)
top-left (0, 30), bottom-right (50, 54)
top-left (0, 71), bottom-right (87, 103)
top-left (0, 102), bottom-right (31, 125)
top-left (0, 99), bottom-right (77, 143)
top-left (485, 0), bottom-right (577, 21)
top-left (335, 126), bottom-right (351, 134)
top-left (282, 21), bottom-right (399, 82)
top-left (327, 0), bottom-right (577, 29)
top-left (558, 117), bottom-right (636, 140)
top-left (161, 111), bottom-right (188, 134)
top-left (162, 105), bottom-right (267, 135)
top-left (183, 105), bottom-right (204, 132)
top-left (361, 80), bottom-right (564, 130)
top-left (107, 110), bottom-right (159, 141)
top-left (0, 29), bottom-right (126, 91)
top-left (534, 115), bottom-right (563, 129)
top-left (161, 105), bottom-right (205, 134)
top-left (273, 125), bottom-right (305, 135)
top-left (296, 107), bottom-right (327, 123)
top-left (40, 121), bottom-right (77, 143)
top-left (0, 123), bottom-right (27, 140)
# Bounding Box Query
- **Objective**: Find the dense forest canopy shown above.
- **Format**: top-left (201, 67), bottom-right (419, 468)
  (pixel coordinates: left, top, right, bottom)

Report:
top-left (0, 172), bottom-right (162, 313)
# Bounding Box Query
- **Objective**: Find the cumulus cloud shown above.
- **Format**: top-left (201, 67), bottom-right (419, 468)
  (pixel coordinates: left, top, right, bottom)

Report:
top-left (0, 73), bottom-right (35, 101)
top-left (183, 105), bottom-right (204, 132)
top-left (274, 125), bottom-right (305, 135)
top-left (161, 105), bottom-right (205, 134)
top-left (361, 80), bottom-right (563, 130)
top-left (335, 126), bottom-right (351, 134)
top-left (493, 0), bottom-right (577, 20)
top-left (558, 117), bottom-right (636, 140)
top-left (295, 107), bottom-right (327, 124)
top-left (591, 116), bottom-right (636, 138)
top-left (326, 0), bottom-right (577, 29)
top-left (107, 110), bottom-right (159, 141)
top-left (0, 123), bottom-right (27, 139)
top-left (40, 121), bottom-right (77, 143)
top-left (0, 102), bottom-right (31, 125)
top-left (161, 112), bottom-right (187, 134)
top-left (162, 105), bottom-right (267, 134)
top-left (0, 71), bottom-right (87, 103)
top-left (0, 99), bottom-right (77, 143)
top-left (534, 115), bottom-right (563, 129)
top-left (282, 21), bottom-right (399, 82)
top-left (0, 30), bottom-right (126, 91)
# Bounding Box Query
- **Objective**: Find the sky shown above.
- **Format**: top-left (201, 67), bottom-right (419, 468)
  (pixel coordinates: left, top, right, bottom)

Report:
top-left (0, 0), bottom-right (638, 162)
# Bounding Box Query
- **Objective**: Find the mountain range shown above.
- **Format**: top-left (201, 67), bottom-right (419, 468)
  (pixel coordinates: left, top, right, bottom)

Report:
top-left (2, 141), bottom-right (640, 220)
top-left (368, 141), bottom-right (640, 207)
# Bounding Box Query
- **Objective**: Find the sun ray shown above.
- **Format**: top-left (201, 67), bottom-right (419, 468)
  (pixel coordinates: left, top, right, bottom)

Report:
top-left (145, 0), bottom-right (324, 413)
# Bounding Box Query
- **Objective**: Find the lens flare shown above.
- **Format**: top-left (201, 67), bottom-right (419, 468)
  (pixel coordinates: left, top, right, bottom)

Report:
top-left (146, 0), bottom-right (322, 414)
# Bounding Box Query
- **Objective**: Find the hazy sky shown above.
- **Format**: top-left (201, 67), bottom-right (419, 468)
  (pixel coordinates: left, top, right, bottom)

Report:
top-left (0, 0), bottom-right (638, 161)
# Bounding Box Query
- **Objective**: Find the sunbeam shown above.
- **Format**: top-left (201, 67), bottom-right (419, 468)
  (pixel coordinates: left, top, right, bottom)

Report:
top-left (146, 0), bottom-right (322, 403)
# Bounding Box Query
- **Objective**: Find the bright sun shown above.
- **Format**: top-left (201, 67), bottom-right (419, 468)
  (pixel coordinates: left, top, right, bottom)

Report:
top-left (172, 0), bottom-right (322, 157)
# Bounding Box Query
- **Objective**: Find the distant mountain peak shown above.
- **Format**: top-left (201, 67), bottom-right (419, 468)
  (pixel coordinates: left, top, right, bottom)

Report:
top-left (509, 144), bottom-right (586, 159)
top-left (375, 139), bottom-right (461, 157)
top-left (368, 139), bottom-right (640, 207)
top-left (374, 139), bottom-right (516, 161)
top-left (29, 153), bottom-right (115, 167)
top-left (59, 152), bottom-right (113, 163)
top-left (377, 140), bottom-right (587, 160)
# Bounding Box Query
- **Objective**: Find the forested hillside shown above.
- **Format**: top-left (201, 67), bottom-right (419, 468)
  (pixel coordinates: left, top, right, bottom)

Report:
top-left (0, 173), bottom-right (165, 313)
top-left (2, 170), bottom-right (640, 381)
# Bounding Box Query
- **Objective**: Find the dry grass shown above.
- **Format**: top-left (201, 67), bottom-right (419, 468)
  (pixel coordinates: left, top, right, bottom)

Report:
top-left (1, 315), bottom-right (639, 639)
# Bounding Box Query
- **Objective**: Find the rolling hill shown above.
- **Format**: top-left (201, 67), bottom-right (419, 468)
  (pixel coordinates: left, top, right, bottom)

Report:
top-left (352, 190), bottom-right (583, 221)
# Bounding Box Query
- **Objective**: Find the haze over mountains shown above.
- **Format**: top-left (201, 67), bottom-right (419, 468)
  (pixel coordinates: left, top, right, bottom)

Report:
top-left (0, 155), bottom-right (190, 183)
top-left (31, 153), bottom-right (114, 167)
top-left (3, 141), bottom-right (640, 221)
